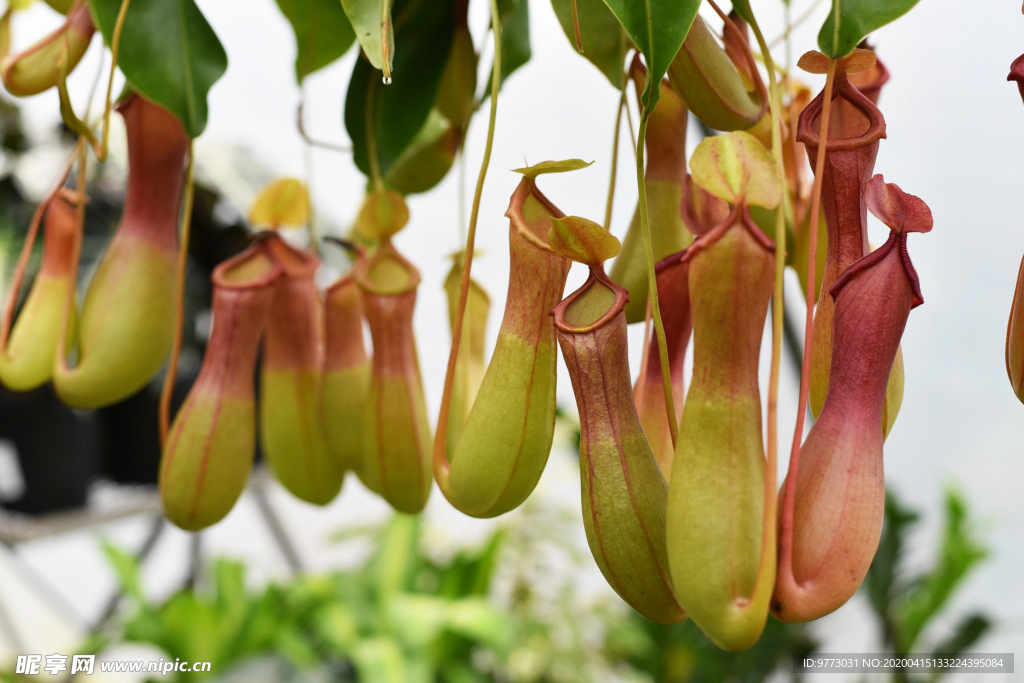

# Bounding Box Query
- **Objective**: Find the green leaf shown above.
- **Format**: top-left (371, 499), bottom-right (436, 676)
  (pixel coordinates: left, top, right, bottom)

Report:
top-left (384, 110), bottom-right (460, 195)
top-left (213, 559), bottom-right (247, 617)
top-left (389, 594), bottom-right (448, 649)
top-left (689, 131), bottom-right (781, 209)
top-left (101, 541), bottom-right (145, 604)
top-left (89, 0), bottom-right (227, 138)
top-left (512, 158), bottom-right (593, 178)
top-left (436, 24), bottom-right (477, 127)
top-left (274, 0), bottom-right (355, 82)
top-left (369, 514), bottom-right (422, 601)
top-left (548, 215), bottom-right (621, 265)
top-left (157, 594), bottom-right (222, 664)
top-left (441, 598), bottom-right (510, 650)
top-left (551, 0), bottom-right (629, 89)
top-left (482, 0), bottom-right (531, 98)
top-left (351, 638), bottom-right (408, 683)
top-left (930, 614), bottom-right (991, 659)
top-left (312, 603), bottom-right (360, 653)
top-left (730, 0), bottom-right (755, 26)
top-left (865, 491), bottom-right (920, 620)
top-left (893, 490), bottom-right (988, 653)
top-left (342, 0), bottom-right (394, 78)
top-left (464, 531), bottom-right (503, 597)
top-left (598, 0), bottom-right (700, 110)
top-left (344, 0), bottom-right (455, 179)
top-left (818, 0), bottom-right (923, 58)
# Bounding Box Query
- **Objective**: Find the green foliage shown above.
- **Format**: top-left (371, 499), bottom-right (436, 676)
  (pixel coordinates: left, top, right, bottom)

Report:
top-left (89, 0), bottom-right (227, 138)
top-left (43, 0), bottom-right (74, 13)
top-left (730, 0), bottom-right (756, 26)
top-left (597, 0), bottom-right (701, 109)
top-left (84, 487), bottom-right (992, 683)
top-left (607, 614), bottom-right (817, 682)
top-left (341, 0), bottom-right (393, 76)
top-left (865, 489), bottom-right (991, 675)
top-left (384, 111), bottom-right (459, 196)
top-left (481, 0), bottom-right (531, 99)
top-left (818, 0), bottom-right (924, 58)
top-left (344, 0), bottom-right (456, 180)
top-left (274, 0), bottom-right (356, 83)
top-left (512, 158), bottom-right (593, 177)
top-left (96, 515), bottom-right (511, 682)
top-left (550, 0), bottom-right (629, 89)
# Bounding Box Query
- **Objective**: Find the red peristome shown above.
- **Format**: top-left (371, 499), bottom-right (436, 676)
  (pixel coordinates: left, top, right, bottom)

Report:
top-left (633, 250), bottom-right (691, 475)
top-left (681, 204), bottom-right (776, 263)
top-left (837, 175), bottom-right (932, 308)
top-left (115, 94), bottom-right (189, 252)
top-left (261, 235), bottom-right (322, 372)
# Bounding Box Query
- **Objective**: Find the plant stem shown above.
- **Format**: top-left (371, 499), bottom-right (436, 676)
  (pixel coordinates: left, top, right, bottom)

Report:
top-left (779, 57), bottom-right (838, 581)
top-left (304, 141), bottom-right (320, 250)
top-left (635, 110), bottom-right (677, 446)
top-left (99, 0), bottom-right (132, 161)
top-left (745, 6), bottom-right (789, 603)
top-left (569, 0), bottom-right (583, 53)
top-left (159, 142), bottom-right (196, 445)
top-left (603, 86), bottom-right (627, 230)
top-left (768, 0), bottom-right (826, 49)
top-left (297, 101), bottom-right (351, 153)
top-left (624, 92), bottom-right (637, 161)
top-left (299, 87), bottom-right (321, 250)
top-left (433, 0), bottom-right (502, 480)
top-left (458, 135), bottom-right (467, 245)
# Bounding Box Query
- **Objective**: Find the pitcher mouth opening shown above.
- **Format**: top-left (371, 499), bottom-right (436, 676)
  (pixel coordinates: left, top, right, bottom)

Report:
top-left (356, 240), bottom-right (421, 296)
top-left (796, 74), bottom-right (887, 152)
top-left (552, 268), bottom-right (629, 335)
top-left (212, 241), bottom-right (282, 290)
top-left (505, 177), bottom-right (567, 256)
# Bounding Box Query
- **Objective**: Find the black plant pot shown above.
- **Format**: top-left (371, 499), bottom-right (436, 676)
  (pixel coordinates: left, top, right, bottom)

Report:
top-left (0, 385), bottom-right (100, 516)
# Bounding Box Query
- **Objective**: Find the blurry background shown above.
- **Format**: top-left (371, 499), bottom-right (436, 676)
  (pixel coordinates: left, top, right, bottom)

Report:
top-left (0, 0), bottom-right (1019, 680)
